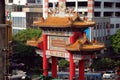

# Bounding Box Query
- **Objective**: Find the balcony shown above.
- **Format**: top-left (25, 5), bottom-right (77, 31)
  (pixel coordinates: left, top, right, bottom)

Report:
top-left (94, 1), bottom-right (101, 9)
top-left (115, 12), bottom-right (120, 17)
top-left (104, 12), bottom-right (114, 17)
top-left (115, 3), bottom-right (120, 8)
top-left (104, 2), bottom-right (114, 9)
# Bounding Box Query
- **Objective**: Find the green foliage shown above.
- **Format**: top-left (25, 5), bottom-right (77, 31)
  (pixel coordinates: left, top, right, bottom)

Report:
top-left (12, 28), bottom-right (42, 55)
top-left (91, 58), bottom-right (115, 71)
top-left (12, 41), bottom-right (34, 55)
top-left (110, 29), bottom-right (120, 53)
top-left (114, 60), bottom-right (120, 67)
top-left (13, 28), bottom-right (42, 43)
top-left (12, 28), bottom-right (42, 68)
top-left (58, 59), bottom-right (69, 70)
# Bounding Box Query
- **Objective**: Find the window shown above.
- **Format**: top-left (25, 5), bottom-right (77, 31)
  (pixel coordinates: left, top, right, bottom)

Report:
top-left (105, 36), bottom-right (108, 40)
top-left (110, 24), bottom-right (114, 28)
top-left (95, 1), bottom-right (101, 8)
top-left (94, 25), bottom-right (97, 29)
top-left (99, 25), bottom-right (102, 29)
top-left (94, 12), bottom-right (101, 17)
top-left (49, 3), bottom-right (53, 7)
top-left (27, 0), bottom-right (35, 3)
top-left (96, 37), bottom-right (99, 41)
top-left (104, 2), bottom-right (113, 8)
top-left (115, 12), bottom-right (120, 17)
top-left (116, 3), bottom-right (120, 8)
top-left (12, 17), bottom-right (26, 28)
top-left (93, 37), bottom-right (96, 40)
top-left (116, 24), bottom-right (119, 28)
top-left (97, 24), bottom-right (99, 29)
top-left (37, 0), bottom-right (41, 3)
top-left (78, 2), bottom-right (87, 7)
top-left (103, 23), bottom-right (106, 29)
top-left (9, 0), bottom-right (13, 3)
top-left (103, 36), bottom-right (105, 41)
top-left (66, 2), bottom-right (75, 7)
top-left (104, 12), bottom-right (113, 17)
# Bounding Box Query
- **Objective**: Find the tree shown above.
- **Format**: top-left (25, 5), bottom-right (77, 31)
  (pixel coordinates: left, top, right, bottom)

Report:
top-left (91, 58), bottom-right (115, 71)
top-left (13, 28), bottom-right (42, 43)
top-left (110, 29), bottom-right (120, 53)
top-left (12, 28), bottom-right (42, 71)
top-left (58, 59), bottom-right (69, 71)
top-left (114, 60), bottom-right (120, 67)
top-left (12, 28), bottom-right (42, 54)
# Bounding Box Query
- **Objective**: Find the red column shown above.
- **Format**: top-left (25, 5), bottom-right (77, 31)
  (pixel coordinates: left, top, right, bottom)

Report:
top-left (52, 56), bottom-right (57, 78)
top-left (79, 60), bottom-right (85, 80)
top-left (70, 53), bottom-right (74, 80)
top-left (69, 35), bottom-right (75, 80)
top-left (43, 34), bottom-right (48, 76)
top-left (73, 63), bottom-right (75, 78)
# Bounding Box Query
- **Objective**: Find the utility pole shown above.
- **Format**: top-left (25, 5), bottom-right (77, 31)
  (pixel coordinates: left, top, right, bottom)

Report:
top-left (0, 0), bottom-right (5, 23)
top-left (0, 0), bottom-right (6, 80)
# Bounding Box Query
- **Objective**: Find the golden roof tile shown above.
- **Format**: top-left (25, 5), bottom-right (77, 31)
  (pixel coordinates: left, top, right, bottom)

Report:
top-left (73, 21), bottom-right (96, 28)
top-left (33, 13), bottom-right (96, 28)
top-left (66, 39), bottom-right (105, 51)
top-left (26, 37), bottom-right (43, 47)
top-left (80, 44), bottom-right (105, 51)
top-left (33, 16), bottom-right (72, 27)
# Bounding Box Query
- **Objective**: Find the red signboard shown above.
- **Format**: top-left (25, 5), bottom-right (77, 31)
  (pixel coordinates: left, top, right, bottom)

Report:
top-left (48, 36), bottom-right (70, 51)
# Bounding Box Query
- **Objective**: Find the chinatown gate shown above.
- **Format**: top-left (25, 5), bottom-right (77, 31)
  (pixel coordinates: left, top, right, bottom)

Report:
top-left (26, 0), bottom-right (105, 80)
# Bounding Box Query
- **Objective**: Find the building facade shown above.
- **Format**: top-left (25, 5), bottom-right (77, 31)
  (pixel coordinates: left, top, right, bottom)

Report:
top-left (6, 0), bottom-right (120, 46)
top-left (48, 0), bottom-right (120, 47)
top-left (5, 0), bottom-right (43, 34)
top-left (5, 0), bottom-right (42, 5)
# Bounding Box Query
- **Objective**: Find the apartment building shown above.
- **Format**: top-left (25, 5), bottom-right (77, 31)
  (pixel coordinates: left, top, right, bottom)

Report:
top-left (5, 0), bottom-right (42, 34)
top-left (6, 0), bottom-right (120, 47)
top-left (5, 0), bottom-right (42, 5)
top-left (48, 0), bottom-right (120, 47)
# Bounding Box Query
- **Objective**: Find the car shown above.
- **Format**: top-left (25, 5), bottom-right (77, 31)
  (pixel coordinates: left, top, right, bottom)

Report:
top-left (102, 70), bottom-right (115, 79)
top-left (8, 70), bottom-right (27, 80)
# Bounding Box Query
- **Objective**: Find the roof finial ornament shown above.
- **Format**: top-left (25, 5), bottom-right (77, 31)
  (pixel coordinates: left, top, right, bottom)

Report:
top-left (58, 0), bottom-right (66, 15)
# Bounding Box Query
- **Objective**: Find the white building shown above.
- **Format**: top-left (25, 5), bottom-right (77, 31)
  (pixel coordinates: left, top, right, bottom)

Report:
top-left (5, 0), bottom-right (42, 34)
top-left (5, 0), bottom-right (42, 5)
top-left (48, 0), bottom-right (120, 47)
top-left (10, 12), bottom-right (26, 33)
top-left (6, 0), bottom-right (120, 47)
